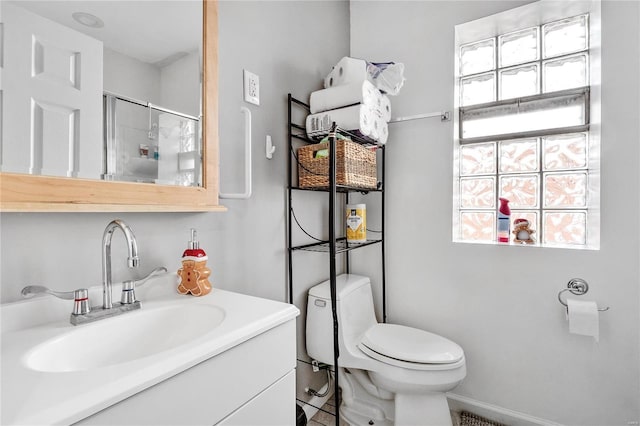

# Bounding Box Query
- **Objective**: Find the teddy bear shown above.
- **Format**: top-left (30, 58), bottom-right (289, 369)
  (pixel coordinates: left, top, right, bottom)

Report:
top-left (512, 218), bottom-right (536, 244)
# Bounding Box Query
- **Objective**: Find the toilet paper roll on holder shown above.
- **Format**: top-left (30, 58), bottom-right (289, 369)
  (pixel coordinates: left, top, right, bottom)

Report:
top-left (558, 278), bottom-right (610, 312)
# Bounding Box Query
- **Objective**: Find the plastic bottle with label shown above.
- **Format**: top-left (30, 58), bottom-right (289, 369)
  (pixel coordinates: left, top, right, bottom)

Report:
top-left (497, 198), bottom-right (511, 243)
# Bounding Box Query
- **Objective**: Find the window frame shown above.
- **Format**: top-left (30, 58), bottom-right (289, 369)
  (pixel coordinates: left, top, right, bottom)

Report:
top-left (452, 1), bottom-right (601, 249)
top-left (459, 86), bottom-right (590, 145)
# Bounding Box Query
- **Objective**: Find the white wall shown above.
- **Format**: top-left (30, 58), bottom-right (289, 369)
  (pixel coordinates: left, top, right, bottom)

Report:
top-left (103, 47), bottom-right (161, 104)
top-left (350, 1), bottom-right (639, 424)
top-left (104, 47), bottom-right (200, 117)
top-left (160, 51), bottom-right (201, 117)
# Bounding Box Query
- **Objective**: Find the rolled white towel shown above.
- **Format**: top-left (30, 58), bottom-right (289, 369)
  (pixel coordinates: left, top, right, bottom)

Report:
top-left (377, 119), bottom-right (389, 145)
top-left (380, 95), bottom-right (392, 122)
top-left (310, 80), bottom-right (382, 114)
top-left (306, 104), bottom-right (379, 142)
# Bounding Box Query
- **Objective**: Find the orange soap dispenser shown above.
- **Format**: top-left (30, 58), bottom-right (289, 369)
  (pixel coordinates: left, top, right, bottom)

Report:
top-left (177, 229), bottom-right (212, 296)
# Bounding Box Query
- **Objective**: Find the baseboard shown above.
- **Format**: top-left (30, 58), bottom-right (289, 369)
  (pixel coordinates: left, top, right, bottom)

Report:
top-left (447, 393), bottom-right (565, 426)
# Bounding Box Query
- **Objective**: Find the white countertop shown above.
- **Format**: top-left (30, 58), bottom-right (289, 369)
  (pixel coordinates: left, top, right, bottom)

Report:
top-left (1, 275), bottom-right (299, 425)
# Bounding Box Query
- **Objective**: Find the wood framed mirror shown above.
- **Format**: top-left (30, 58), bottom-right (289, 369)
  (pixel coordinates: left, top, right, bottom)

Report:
top-left (0, 0), bottom-right (224, 212)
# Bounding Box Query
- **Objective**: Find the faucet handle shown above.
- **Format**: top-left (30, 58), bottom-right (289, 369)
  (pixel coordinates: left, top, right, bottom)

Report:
top-left (21, 286), bottom-right (91, 315)
top-left (121, 266), bottom-right (168, 304)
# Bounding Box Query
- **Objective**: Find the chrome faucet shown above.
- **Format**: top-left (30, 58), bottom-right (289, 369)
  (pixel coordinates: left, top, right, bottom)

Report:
top-left (102, 219), bottom-right (139, 309)
top-left (20, 220), bottom-right (167, 326)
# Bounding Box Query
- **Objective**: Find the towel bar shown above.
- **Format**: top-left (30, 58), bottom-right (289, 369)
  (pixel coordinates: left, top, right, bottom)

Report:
top-left (219, 106), bottom-right (252, 199)
top-left (389, 110), bottom-right (450, 123)
top-left (558, 278), bottom-right (610, 312)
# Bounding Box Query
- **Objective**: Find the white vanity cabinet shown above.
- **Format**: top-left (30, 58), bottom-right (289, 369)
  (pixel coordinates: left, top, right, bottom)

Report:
top-left (76, 319), bottom-right (296, 425)
top-left (1, 283), bottom-right (299, 426)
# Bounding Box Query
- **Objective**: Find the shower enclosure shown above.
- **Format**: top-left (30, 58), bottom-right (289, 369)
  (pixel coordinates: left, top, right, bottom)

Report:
top-left (103, 93), bottom-right (202, 187)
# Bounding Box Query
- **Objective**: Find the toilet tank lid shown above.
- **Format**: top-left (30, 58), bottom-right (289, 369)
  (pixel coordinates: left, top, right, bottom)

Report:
top-left (308, 274), bottom-right (370, 300)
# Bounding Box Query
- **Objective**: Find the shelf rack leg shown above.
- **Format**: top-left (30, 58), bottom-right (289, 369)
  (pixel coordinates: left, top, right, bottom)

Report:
top-left (381, 146), bottom-right (387, 323)
top-left (288, 94), bottom-right (293, 305)
top-left (328, 123), bottom-right (341, 426)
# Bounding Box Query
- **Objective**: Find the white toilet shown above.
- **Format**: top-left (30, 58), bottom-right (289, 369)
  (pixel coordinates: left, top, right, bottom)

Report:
top-left (306, 274), bottom-right (466, 426)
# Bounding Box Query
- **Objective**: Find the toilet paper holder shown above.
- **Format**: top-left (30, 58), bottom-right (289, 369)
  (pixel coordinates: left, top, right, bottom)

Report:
top-left (558, 278), bottom-right (610, 312)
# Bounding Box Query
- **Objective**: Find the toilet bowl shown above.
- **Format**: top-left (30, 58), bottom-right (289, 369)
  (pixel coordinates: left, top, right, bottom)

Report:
top-left (306, 274), bottom-right (466, 426)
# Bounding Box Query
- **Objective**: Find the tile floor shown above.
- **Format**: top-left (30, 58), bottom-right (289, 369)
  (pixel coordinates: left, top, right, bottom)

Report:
top-left (308, 398), bottom-right (340, 426)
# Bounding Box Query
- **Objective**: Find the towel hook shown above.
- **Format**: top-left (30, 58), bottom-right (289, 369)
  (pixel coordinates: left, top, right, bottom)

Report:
top-left (558, 278), bottom-right (610, 312)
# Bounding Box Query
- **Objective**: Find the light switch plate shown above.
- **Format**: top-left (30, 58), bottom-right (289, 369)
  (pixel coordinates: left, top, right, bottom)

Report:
top-left (243, 69), bottom-right (260, 106)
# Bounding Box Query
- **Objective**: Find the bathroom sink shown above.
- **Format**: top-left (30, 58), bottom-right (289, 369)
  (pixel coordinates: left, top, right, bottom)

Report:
top-left (23, 303), bottom-right (225, 373)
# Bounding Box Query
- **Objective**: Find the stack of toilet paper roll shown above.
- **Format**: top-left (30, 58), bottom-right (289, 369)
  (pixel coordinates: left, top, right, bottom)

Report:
top-left (306, 69), bottom-right (392, 145)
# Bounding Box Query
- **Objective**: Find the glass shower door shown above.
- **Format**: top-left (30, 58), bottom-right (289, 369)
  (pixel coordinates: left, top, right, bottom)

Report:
top-left (103, 93), bottom-right (201, 187)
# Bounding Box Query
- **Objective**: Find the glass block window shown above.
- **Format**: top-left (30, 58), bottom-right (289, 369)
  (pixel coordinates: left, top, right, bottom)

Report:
top-left (455, 12), bottom-right (598, 248)
top-left (459, 15), bottom-right (589, 103)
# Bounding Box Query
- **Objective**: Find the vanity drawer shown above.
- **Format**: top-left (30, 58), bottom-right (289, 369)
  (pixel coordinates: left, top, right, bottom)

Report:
top-left (217, 370), bottom-right (295, 426)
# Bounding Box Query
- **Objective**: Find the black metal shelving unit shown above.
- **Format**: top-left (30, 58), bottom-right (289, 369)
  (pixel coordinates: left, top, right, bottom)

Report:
top-left (287, 94), bottom-right (386, 426)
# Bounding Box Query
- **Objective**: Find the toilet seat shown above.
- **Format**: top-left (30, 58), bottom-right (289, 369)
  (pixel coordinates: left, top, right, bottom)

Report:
top-left (358, 323), bottom-right (464, 371)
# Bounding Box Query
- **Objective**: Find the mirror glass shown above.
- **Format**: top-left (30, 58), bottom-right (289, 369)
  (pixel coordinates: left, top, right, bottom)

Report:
top-left (1, 1), bottom-right (203, 187)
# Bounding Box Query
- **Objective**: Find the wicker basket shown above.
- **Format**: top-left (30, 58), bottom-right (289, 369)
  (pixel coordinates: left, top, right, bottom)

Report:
top-left (297, 139), bottom-right (377, 189)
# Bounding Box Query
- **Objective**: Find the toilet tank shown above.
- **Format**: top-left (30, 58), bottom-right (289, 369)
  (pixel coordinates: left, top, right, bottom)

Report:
top-left (306, 274), bottom-right (378, 364)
